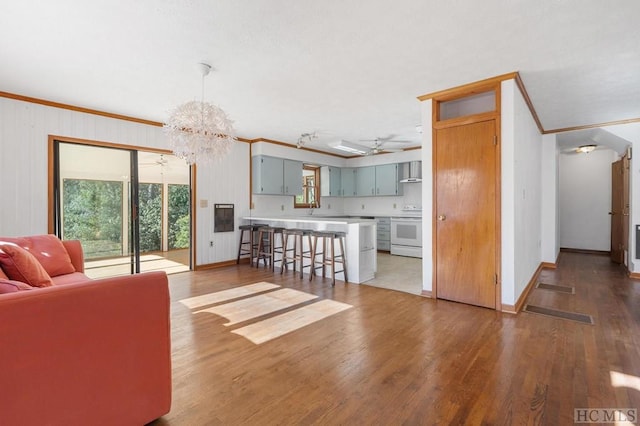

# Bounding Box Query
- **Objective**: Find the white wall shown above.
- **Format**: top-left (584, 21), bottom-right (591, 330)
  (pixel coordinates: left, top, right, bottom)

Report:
top-left (558, 148), bottom-right (618, 251)
top-left (541, 133), bottom-right (559, 263)
top-left (501, 83), bottom-right (517, 305)
top-left (196, 142), bottom-right (250, 265)
top-left (509, 80), bottom-right (543, 305)
top-left (421, 100), bottom-right (433, 293)
top-left (0, 96), bottom-right (250, 267)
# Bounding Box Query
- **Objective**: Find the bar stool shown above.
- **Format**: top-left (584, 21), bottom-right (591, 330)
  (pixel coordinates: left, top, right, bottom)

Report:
top-left (256, 226), bottom-right (285, 271)
top-left (280, 228), bottom-right (313, 278)
top-left (309, 230), bottom-right (348, 286)
top-left (236, 223), bottom-right (267, 266)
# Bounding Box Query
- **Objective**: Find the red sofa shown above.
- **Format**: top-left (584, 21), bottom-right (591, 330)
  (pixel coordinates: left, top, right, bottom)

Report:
top-left (0, 235), bottom-right (172, 426)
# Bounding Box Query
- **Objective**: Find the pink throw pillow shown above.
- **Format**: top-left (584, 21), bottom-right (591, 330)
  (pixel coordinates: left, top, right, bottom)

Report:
top-left (0, 235), bottom-right (75, 277)
top-left (0, 279), bottom-right (34, 294)
top-left (0, 244), bottom-right (54, 287)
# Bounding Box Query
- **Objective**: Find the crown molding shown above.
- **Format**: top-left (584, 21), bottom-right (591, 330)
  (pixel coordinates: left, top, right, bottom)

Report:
top-left (0, 90), bottom-right (164, 127)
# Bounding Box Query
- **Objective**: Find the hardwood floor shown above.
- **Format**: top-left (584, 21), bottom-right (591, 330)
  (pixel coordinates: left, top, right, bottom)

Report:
top-left (150, 252), bottom-right (639, 425)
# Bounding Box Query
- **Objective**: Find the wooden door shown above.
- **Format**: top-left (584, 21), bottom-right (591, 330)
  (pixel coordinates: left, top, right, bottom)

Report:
top-left (435, 120), bottom-right (497, 309)
top-left (610, 159), bottom-right (624, 264)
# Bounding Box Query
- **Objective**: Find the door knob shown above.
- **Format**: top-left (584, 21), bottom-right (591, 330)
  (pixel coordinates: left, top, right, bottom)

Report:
top-left (437, 214), bottom-right (446, 221)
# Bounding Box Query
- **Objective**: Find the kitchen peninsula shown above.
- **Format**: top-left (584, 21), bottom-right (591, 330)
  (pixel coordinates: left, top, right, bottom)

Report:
top-left (242, 216), bottom-right (377, 283)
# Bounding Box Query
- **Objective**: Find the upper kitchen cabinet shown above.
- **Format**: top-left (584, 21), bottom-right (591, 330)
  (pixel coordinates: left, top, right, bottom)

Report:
top-left (341, 167), bottom-right (357, 197)
top-left (375, 163), bottom-right (402, 196)
top-left (320, 166), bottom-right (341, 197)
top-left (252, 155), bottom-right (302, 195)
top-left (356, 166), bottom-right (376, 196)
top-left (283, 159), bottom-right (303, 195)
top-left (355, 164), bottom-right (402, 196)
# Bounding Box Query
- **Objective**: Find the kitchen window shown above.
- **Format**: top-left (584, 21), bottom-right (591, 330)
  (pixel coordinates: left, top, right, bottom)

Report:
top-left (294, 164), bottom-right (320, 208)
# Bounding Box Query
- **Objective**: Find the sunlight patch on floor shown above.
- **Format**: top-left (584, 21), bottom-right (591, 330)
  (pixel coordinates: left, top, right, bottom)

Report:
top-left (610, 370), bottom-right (640, 392)
top-left (179, 282), bottom-right (280, 309)
top-left (180, 282), bottom-right (352, 344)
top-left (84, 254), bottom-right (190, 279)
top-left (231, 299), bottom-right (352, 344)
top-left (196, 288), bottom-right (318, 325)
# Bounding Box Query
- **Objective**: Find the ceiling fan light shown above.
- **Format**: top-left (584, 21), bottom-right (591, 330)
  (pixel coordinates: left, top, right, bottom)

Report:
top-left (576, 144), bottom-right (597, 154)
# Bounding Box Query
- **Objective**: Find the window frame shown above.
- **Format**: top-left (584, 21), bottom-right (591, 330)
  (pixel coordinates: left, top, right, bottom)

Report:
top-left (294, 164), bottom-right (321, 208)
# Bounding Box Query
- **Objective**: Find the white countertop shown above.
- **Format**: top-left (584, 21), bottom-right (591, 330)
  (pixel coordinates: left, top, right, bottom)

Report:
top-left (243, 215), bottom-right (377, 225)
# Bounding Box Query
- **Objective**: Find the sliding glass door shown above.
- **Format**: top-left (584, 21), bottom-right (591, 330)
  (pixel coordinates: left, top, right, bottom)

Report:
top-left (52, 141), bottom-right (191, 277)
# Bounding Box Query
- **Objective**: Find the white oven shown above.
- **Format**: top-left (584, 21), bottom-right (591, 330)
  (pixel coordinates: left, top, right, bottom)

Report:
top-left (390, 217), bottom-right (422, 258)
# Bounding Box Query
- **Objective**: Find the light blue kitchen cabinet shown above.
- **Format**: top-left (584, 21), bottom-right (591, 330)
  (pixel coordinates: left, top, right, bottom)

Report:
top-left (283, 159), bottom-right (303, 195)
top-left (353, 163), bottom-right (402, 197)
top-left (320, 166), bottom-right (342, 197)
top-left (356, 166), bottom-right (376, 196)
top-left (252, 155), bottom-right (303, 195)
top-left (340, 167), bottom-right (357, 197)
top-left (375, 163), bottom-right (402, 196)
top-left (252, 155), bottom-right (283, 194)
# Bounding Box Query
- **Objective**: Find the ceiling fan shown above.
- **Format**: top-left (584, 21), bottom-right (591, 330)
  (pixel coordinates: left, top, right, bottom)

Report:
top-left (357, 137), bottom-right (411, 156)
top-left (139, 154), bottom-right (170, 169)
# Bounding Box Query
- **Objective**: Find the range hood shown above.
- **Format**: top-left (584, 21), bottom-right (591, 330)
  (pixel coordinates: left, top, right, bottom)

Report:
top-left (399, 161), bottom-right (422, 183)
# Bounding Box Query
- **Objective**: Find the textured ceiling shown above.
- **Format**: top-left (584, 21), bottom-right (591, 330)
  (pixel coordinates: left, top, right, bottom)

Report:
top-left (1, 1), bottom-right (639, 154)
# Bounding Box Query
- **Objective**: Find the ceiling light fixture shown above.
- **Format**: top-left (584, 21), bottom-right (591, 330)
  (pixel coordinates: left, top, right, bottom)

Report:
top-left (576, 144), bottom-right (597, 154)
top-left (329, 140), bottom-right (368, 155)
top-left (164, 63), bottom-right (236, 164)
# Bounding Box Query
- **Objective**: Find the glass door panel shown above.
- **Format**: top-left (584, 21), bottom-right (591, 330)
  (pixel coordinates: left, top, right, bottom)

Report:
top-left (138, 183), bottom-right (163, 253)
top-left (57, 142), bottom-right (137, 277)
top-left (168, 184), bottom-right (190, 250)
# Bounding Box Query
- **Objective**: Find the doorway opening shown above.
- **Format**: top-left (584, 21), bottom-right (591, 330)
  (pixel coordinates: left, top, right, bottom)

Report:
top-left (557, 130), bottom-right (631, 269)
top-left (51, 140), bottom-right (192, 278)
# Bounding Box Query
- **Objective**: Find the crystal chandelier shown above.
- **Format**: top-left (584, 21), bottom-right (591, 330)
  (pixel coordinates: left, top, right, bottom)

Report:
top-left (164, 63), bottom-right (236, 165)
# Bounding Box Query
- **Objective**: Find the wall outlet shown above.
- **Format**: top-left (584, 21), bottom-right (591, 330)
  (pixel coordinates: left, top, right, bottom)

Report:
top-left (200, 199), bottom-right (208, 208)
top-left (281, 204), bottom-right (285, 211)
top-left (393, 203), bottom-right (397, 209)
top-left (209, 241), bottom-right (213, 247)
top-left (361, 204), bottom-right (365, 209)
top-left (328, 204), bottom-right (331, 209)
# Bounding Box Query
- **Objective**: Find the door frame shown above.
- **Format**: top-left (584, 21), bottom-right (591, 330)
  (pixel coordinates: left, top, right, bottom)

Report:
top-left (431, 81), bottom-right (502, 310)
top-left (47, 135), bottom-right (196, 272)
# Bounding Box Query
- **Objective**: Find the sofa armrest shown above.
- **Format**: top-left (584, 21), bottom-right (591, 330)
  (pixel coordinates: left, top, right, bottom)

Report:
top-left (61, 239), bottom-right (84, 273)
top-left (0, 271), bottom-right (171, 426)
